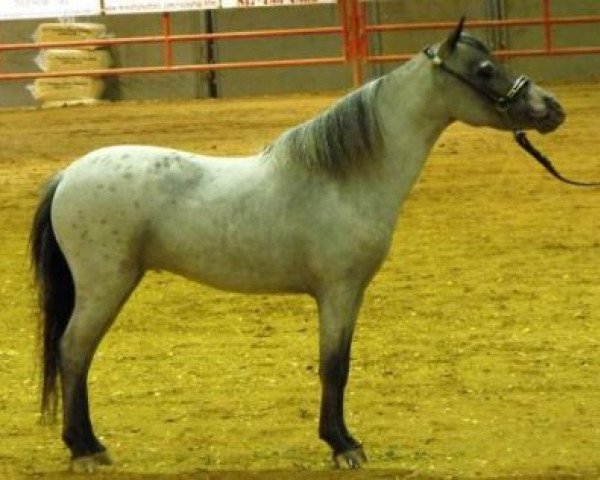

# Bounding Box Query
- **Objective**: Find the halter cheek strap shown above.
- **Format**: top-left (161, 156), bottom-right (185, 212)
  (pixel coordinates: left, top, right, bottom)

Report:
top-left (423, 46), bottom-right (530, 110)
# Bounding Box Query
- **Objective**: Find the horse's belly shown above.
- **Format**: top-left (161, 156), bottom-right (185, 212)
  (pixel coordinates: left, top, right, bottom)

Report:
top-left (146, 244), bottom-right (309, 294)
top-left (143, 217), bottom-right (312, 294)
top-left (187, 264), bottom-right (307, 294)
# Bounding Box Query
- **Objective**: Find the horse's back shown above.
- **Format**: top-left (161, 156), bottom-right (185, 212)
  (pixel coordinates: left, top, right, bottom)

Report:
top-left (52, 144), bottom-right (209, 233)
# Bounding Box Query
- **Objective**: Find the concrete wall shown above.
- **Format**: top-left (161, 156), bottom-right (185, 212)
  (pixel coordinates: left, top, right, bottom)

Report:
top-left (504, 0), bottom-right (600, 82)
top-left (0, 1), bottom-right (598, 107)
top-left (0, 13), bottom-right (208, 107)
top-left (0, 19), bottom-right (42, 107)
top-left (103, 12), bottom-right (208, 101)
top-left (211, 4), bottom-right (349, 97)
top-left (365, 0), bottom-right (493, 78)
top-left (364, 0), bottom-right (600, 82)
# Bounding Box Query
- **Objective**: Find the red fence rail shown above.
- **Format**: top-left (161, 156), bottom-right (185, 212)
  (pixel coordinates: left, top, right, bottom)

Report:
top-left (363, 3), bottom-right (600, 66)
top-left (0, 0), bottom-right (599, 87)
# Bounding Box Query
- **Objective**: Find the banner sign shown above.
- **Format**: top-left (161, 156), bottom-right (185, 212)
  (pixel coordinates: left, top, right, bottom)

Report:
top-left (0, 0), bottom-right (337, 19)
top-left (0, 0), bottom-right (101, 20)
top-left (220, 0), bottom-right (335, 6)
top-left (104, 0), bottom-right (219, 14)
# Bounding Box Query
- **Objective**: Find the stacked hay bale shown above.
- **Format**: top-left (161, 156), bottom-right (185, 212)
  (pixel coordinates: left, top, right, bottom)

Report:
top-left (30, 23), bottom-right (112, 108)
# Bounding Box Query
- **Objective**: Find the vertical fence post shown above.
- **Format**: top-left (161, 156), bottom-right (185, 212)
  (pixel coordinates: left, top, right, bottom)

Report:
top-left (338, 0), bottom-right (350, 60)
top-left (357, 1), bottom-right (368, 63)
top-left (339, 0), bottom-right (362, 87)
top-left (542, 0), bottom-right (553, 52)
top-left (162, 12), bottom-right (173, 68)
top-left (348, 0), bottom-right (363, 86)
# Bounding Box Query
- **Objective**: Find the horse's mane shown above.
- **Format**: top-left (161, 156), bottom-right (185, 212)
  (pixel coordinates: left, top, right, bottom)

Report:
top-left (272, 80), bottom-right (382, 176)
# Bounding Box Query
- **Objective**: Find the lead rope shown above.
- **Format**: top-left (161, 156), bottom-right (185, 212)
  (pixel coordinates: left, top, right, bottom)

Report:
top-left (513, 130), bottom-right (600, 187)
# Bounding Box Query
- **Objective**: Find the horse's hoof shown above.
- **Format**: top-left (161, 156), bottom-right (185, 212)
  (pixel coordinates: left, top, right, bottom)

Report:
top-left (93, 450), bottom-right (113, 465)
top-left (334, 445), bottom-right (368, 469)
top-left (70, 450), bottom-right (113, 473)
top-left (70, 456), bottom-right (97, 474)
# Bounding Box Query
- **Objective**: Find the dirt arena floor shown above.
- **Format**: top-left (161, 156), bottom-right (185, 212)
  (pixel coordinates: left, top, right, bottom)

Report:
top-left (0, 83), bottom-right (599, 479)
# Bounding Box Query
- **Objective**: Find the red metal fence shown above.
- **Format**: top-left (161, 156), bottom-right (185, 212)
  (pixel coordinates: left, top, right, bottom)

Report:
top-left (0, 0), bottom-right (599, 87)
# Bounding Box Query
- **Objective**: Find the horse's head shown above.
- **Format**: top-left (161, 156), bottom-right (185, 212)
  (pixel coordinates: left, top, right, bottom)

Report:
top-left (427, 17), bottom-right (565, 134)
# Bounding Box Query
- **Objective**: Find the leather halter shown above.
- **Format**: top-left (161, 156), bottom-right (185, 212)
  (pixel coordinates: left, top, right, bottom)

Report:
top-left (423, 45), bottom-right (530, 111)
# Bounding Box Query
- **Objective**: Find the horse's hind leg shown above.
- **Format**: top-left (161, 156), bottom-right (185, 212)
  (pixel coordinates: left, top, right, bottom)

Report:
top-left (60, 271), bottom-right (141, 473)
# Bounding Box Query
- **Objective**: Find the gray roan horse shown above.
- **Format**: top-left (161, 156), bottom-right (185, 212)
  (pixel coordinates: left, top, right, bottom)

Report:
top-left (31, 19), bottom-right (565, 472)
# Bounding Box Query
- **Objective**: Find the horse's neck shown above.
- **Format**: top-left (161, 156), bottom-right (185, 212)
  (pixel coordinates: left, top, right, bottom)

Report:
top-left (373, 55), bottom-right (451, 208)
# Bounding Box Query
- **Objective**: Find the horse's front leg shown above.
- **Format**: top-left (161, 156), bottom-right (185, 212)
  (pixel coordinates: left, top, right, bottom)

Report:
top-left (316, 285), bottom-right (367, 469)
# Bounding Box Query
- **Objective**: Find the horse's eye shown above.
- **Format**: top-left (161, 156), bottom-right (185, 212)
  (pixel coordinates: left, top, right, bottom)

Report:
top-left (477, 61), bottom-right (496, 79)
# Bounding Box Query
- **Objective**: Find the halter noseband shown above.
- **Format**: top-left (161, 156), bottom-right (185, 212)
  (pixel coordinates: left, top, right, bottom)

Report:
top-left (423, 46), bottom-right (530, 111)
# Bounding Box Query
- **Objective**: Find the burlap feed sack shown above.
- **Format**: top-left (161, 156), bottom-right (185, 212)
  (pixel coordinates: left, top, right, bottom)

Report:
top-left (30, 76), bottom-right (105, 102)
top-left (34, 23), bottom-right (107, 49)
top-left (36, 49), bottom-right (112, 72)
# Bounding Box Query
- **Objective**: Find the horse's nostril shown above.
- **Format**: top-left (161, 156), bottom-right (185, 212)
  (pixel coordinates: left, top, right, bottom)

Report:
top-left (544, 95), bottom-right (561, 110)
top-left (542, 95), bottom-right (565, 122)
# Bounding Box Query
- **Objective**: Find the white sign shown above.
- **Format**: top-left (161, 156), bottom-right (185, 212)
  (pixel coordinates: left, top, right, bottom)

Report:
top-left (104, 0), bottom-right (219, 14)
top-left (0, 0), bottom-right (338, 19)
top-left (0, 0), bottom-right (101, 20)
top-left (220, 0), bottom-right (335, 6)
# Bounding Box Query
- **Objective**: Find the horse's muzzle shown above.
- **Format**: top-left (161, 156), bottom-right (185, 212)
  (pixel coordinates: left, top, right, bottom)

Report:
top-left (531, 95), bottom-right (566, 134)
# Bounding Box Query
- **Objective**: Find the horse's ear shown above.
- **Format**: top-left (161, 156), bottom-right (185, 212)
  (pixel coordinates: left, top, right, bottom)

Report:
top-left (437, 16), bottom-right (466, 60)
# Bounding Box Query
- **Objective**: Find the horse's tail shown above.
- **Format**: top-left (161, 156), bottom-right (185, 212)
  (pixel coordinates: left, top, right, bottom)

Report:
top-left (30, 174), bottom-right (74, 422)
